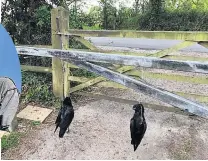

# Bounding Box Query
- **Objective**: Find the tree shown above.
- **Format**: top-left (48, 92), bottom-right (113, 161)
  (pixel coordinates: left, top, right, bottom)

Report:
top-left (133, 0), bottom-right (148, 14)
top-left (2, 0), bottom-right (52, 45)
top-left (99, 0), bottom-right (116, 29)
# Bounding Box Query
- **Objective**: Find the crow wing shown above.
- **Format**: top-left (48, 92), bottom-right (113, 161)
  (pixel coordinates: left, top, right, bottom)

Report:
top-left (60, 108), bottom-right (74, 129)
top-left (130, 117), bottom-right (135, 144)
top-left (59, 106), bottom-right (74, 137)
top-left (134, 120), bottom-right (146, 145)
top-left (54, 106), bottom-right (64, 133)
top-left (130, 114), bottom-right (147, 151)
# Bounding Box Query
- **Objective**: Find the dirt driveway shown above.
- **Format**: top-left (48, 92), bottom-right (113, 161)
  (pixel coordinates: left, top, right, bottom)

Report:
top-left (2, 88), bottom-right (208, 160)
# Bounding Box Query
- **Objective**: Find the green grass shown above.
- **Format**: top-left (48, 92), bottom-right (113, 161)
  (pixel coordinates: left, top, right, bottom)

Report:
top-left (1, 132), bottom-right (22, 151)
top-left (31, 121), bottom-right (41, 126)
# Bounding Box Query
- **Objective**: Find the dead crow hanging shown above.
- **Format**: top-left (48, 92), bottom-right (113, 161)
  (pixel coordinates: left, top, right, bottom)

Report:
top-left (130, 103), bottom-right (147, 151)
top-left (54, 97), bottom-right (74, 138)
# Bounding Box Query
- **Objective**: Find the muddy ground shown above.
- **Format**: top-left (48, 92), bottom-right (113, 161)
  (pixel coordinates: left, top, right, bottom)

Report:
top-left (2, 88), bottom-right (208, 160)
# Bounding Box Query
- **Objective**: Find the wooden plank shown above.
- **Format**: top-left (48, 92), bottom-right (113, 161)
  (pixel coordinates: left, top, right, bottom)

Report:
top-left (198, 42), bottom-right (208, 49)
top-left (16, 46), bottom-right (53, 57)
top-left (126, 70), bottom-right (208, 85)
top-left (70, 77), bottom-right (105, 93)
top-left (67, 48), bottom-right (148, 56)
top-left (61, 8), bottom-right (70, 98)
top-left (16, 46), bottom-right (208, 74)
top-left (65, 58), bottom-right (208, 118)
top-left (166, 55), bottom-right (208, 62)
top-left (21, 65), bottom-right (52, 73)
top-left (70, 66), bottom-right (133, 93)
top-left (17, 105), bottom-right (53, 123)
top-left (51, 7), bottom-right (64, 98)
top-left (17, 46), bottom-right (208, 62)
top-left (17, 46), bottom-right (147, 57)
top-left (51, 7), bottom-right (70, 98)
top-left (49, 48), bottom-right (208, 74)
top-left (74, 36), bottom-right (99, 51)
top-left (67, 30), bottom-right (208, 41)
top-left (18, 45), bottom-right (52, 49)
top-left (148, 41), bottom-right (196, 58)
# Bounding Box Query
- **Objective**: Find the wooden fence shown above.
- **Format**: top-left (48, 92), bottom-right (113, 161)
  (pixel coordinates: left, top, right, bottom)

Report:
top-left (17, 6), bottom-right (208, 117)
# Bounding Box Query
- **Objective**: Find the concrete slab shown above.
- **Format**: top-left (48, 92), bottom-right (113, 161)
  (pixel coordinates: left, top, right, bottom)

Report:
top-left (17, 105), bottom-right (53, 123)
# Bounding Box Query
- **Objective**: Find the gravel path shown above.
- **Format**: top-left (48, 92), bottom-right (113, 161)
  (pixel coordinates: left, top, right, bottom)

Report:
top-left (2, 88), bottom-right (208, 160)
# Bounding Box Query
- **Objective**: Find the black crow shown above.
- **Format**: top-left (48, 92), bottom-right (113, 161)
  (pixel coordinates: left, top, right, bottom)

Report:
top-left (54, 97), bottom-right (74, 138)
top-left (130, 103), bottom-right (147, 151)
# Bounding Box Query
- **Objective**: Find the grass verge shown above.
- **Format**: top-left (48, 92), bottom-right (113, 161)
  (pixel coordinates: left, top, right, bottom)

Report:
top-left (1, 132), bottom-right (23, 152)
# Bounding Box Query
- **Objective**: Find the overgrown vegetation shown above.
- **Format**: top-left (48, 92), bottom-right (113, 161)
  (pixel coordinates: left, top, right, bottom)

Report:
top-left (20, 72), bottom-right (60, 107)
top-left (1, 0), bottom-right (208, 106)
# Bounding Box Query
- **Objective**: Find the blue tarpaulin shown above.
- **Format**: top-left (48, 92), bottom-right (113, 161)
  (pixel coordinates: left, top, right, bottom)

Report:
top-left (0, 24), bottom-right (22, 93)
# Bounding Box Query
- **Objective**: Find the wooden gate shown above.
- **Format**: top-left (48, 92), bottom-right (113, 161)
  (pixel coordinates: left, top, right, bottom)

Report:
top-left (17, 6), bottom-right (208, 118)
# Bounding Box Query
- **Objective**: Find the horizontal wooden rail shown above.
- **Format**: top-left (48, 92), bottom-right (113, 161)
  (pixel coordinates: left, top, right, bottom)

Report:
top-left (16, 46), bottom-right (53, 57)
top-left (66, 30), bottom-right (208, 42)
top-left (17, 46), bottom-right (208, 74)
top-left (21, 65), bottom-right (52, 73)
top-left (18, 45), bottom-right (52, 48)
top-left (17, 46), bottom-right (208, 62)
top-left (56, 48), bottom-right (208, 62)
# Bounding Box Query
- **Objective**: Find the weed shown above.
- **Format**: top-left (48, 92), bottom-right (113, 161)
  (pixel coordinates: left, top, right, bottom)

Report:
top-left (31, 121), bottom-right (41, 126)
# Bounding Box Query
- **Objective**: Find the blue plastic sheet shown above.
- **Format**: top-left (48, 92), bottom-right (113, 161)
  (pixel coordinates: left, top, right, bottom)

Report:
top-left (0, 24), bottom-right (22, 93)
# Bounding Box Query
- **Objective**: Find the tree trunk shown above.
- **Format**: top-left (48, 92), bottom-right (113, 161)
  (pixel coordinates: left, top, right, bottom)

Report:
top-left (135, 0), bottom-right (139, 14)
top-left (102, 0), bottom-right (108, 29)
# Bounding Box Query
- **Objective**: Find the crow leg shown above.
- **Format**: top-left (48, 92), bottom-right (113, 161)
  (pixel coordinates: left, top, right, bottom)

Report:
top-left (67, 128), bottom-right (69, 133)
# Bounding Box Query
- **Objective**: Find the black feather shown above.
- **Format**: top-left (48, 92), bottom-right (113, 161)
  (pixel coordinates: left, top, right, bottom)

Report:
top-left (130, 103), bottom-right (147, 151)
top-left (55, 97), bottom-right (74, 138)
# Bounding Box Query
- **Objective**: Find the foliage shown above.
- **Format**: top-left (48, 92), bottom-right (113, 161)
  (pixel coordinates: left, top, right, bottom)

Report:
top-left (1, 132), bottom-right (22, 151)
top-left (116, 5), bottom-right (136, 29)
top-left (2, 0), bottom-right (52, 45)
top-left (33, 5), bottom-right (52, 45)
top-left (99, 0), bottom-right (117, 29)
top-left (138, 9), bottom-right (208, 31)
top-left (21, 72), bottom-right (60, 107)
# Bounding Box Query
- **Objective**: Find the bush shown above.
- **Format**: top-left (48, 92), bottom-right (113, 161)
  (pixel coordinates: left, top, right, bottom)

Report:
top-left (138, 9), bottom-right (208, 31)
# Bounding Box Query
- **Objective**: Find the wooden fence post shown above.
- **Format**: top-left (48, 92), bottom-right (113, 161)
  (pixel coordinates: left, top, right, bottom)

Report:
top-left (51, 6), bottom-right (70, 99)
